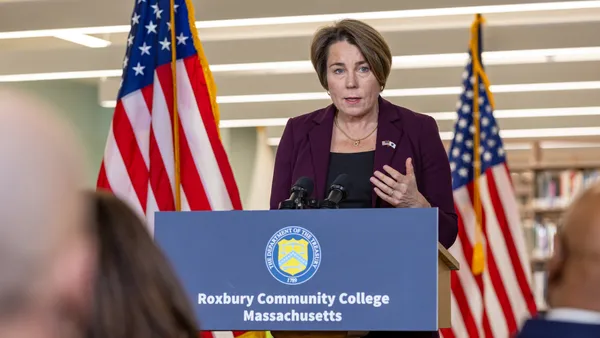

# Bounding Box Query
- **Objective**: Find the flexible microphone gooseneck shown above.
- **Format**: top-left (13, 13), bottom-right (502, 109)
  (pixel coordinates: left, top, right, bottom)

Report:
top-left (320, 174), bottom-right (351, 209)
top-left (278, 177), bottom-right (314, 210)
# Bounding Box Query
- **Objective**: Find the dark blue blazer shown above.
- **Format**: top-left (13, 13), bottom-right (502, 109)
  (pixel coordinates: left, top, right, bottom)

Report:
top-left (516, 318), bottom-right (600, 338)
top-left (269, 96), bottom-right (458, 249)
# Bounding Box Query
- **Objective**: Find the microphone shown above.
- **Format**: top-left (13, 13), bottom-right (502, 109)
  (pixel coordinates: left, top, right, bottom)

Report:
top-left (320, 174), bottom-right (351, 209)
top-left (278, 177), bottom-right (314, 210)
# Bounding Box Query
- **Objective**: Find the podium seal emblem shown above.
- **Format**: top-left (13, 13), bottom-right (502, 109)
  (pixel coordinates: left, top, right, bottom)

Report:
top-left (265, 226), bottom-right (321, 285)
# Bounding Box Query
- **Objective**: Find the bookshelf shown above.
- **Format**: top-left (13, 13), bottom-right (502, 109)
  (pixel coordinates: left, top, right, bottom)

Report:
top-left (507, 141), bottom-right (600, 312)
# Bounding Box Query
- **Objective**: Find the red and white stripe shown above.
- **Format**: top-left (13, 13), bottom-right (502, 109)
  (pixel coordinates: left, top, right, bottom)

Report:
top-left (97, 55), bottom-right (264, 338)
top-left (440, 163), bottom-right (537, 338)
top-left (97, 55), bottom-right (241, 232)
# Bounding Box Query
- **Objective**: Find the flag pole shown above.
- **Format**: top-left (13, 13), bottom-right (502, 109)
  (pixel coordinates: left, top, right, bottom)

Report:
top-left (470, 13), bottom-right (485, 276)
top-left (171, 0), bottom-right (182, 211)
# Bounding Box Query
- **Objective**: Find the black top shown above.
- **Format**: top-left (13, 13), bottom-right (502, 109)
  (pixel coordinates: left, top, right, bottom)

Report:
top-left (325, 151), bottom-right (375, 209)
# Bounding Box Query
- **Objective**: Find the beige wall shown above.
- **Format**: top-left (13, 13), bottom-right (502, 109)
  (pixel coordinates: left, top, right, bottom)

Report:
top-left (3, 80), bottom-right (113, 186)
top-left (221, 126), bottom-right (275, 208)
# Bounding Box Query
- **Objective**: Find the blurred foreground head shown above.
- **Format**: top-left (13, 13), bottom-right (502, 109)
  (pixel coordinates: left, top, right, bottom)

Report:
top-left (86, 191), bottom-right (199, 338)
top-left (547, 180), bottom-right (600, 311)
top-left (0, 88), bottom-right (95, 338)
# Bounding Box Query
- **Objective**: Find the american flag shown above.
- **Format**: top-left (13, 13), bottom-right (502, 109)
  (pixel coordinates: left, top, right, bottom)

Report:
top-left (96, 1), bottom-right (266, 338)
top-left (440, 15), bottom-right (537, 338)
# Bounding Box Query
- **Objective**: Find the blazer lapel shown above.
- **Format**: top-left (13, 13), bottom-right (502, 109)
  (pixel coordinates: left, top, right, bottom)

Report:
top-left (372, 97), bottom-right (403, 207)
top-left (309, 105), bottom-right (335, 200)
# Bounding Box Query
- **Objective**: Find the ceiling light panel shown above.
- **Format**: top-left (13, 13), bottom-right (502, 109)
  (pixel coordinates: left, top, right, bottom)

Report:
top-left (53, 33), bottom-right (111, 48)
top-left (3, 46), bottom-right (598, 82)
top-left (210, 81), bottom-right (600, 104)
top-left (99, 80), bottom-right (600, 107)
top-left (1, 1), bottom-right (600, 39)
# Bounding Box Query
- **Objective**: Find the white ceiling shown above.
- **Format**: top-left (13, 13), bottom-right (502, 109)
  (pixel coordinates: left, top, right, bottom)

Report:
top-left (1, 0), bottom-right (600, 165)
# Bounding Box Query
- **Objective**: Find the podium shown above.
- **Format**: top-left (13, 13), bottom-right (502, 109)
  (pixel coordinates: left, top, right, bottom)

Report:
top-left (154, 208), bottom-right (459, 337)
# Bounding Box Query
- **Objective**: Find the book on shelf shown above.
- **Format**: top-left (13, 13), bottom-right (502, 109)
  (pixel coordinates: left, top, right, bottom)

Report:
top-left (523, 168), bottom-right (600, 312)
top-left (512, 167), bottom-right (600, 313)
top-left (523, 218), bottom-right (556, 312)
top-left (533, 270), bottom-right (548, 312)
top-left (534, 168), bottom-right (600, 209)
top-left (524, 218), bottom-right (558, 262)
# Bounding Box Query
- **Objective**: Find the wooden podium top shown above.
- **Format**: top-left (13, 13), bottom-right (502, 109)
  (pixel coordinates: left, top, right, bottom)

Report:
top-left (438, 243), bottom-right (460, 271)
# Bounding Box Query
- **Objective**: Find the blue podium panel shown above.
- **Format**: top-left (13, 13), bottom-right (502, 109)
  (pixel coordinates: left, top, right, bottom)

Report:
top-left (154, 208), bottom-right (439, 332)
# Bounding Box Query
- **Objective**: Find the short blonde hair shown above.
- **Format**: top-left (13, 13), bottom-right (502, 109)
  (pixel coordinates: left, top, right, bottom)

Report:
top-left (310, 19), bottom-right (392, 90)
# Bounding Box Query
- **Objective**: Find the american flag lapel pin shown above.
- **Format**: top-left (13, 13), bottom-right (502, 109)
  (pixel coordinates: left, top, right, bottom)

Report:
top-left (382, 140), bottom-right (396, 149)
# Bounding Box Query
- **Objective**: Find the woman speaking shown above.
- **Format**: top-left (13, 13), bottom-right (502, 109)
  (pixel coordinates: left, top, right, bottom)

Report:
top-left (269, 19), bottom-right (458, 337)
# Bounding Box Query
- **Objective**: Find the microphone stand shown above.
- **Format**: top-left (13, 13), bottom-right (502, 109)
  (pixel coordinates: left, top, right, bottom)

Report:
top-left (318, 199), bottom-right (339, 209)
top-left (279, 197), bottom-right (337, 210)
top-left (278, 199), bottom-right (297, 209)
top-left (279, 195), bottom-right (310, 209)
top-left (306, 199), bottom-right (320, 209)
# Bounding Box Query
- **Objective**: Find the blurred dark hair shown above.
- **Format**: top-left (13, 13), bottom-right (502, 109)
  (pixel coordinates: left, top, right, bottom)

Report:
top-left (86, 190), bottom-right (199, 338)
